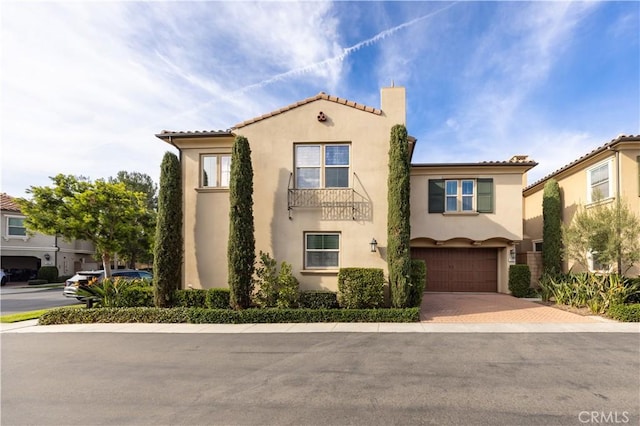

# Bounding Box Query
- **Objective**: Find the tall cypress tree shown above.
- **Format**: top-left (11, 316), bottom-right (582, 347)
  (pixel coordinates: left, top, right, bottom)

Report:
top-left (542, 178), bottom-right (562, 276)
top-left (154, 152), bottom-right (183, 307)
top-left (228, 135), bottom-right (255, 309)
top-left (387, 124), bottom-right (411, 307)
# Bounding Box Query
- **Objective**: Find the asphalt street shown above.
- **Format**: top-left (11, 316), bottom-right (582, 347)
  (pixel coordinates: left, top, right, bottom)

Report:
top-left (0, 286), bottom-right (78, 315)
top-left (2, 332), bottom-right (639, 425)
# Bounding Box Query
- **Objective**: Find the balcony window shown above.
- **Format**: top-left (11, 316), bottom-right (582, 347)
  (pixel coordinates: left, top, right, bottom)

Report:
top-left (295, 144), bottom-right (350, 189)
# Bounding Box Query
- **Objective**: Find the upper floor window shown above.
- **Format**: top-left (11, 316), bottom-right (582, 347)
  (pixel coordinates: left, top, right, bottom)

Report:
top-left (7, 216), bottom-right (26, 236)
top-left (201, 154), bottom-right (231, 188)
top-left (295, 144), bottom-right (350, 189)
top-left (429, 178), bottom-right (493, 213)
top-left (587, 160), bottom-right (612, 203)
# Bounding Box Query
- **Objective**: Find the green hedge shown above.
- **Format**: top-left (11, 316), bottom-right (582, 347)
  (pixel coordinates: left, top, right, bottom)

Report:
top-left (37, 266), bottom-right (59, 283)
top-left (38, 306), bottom-right (420, 325)
top-left (509, 265), bottom-right (531, 297)
top-left (206, 289), bottom-right (231, 309)
top-left (337, 268), bottom-right (384, 309)
top-left (407, 260), bottom-right (426, 308)
top-left (173, 288), bottom-right (231, 309)
top-left (298, 291), bottom-right (339, 309)
top-left (120, 286), bottom-right (154, 307)
top-left (607, 304), bottom-right (640, 322)
top-left (27, 279), bottom-right (49, 286)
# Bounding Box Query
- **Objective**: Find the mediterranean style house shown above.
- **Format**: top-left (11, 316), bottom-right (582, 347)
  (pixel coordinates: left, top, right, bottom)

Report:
top-left (157, 86), bottom-right (537, 294)
top-left (0, 193), bottom-right (96, 282)
top-left (521, 135), bottom-right (640, 279)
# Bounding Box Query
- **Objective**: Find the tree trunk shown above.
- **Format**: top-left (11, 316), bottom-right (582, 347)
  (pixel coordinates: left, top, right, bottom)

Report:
top-left (102, 252), bottom-right (112, 277)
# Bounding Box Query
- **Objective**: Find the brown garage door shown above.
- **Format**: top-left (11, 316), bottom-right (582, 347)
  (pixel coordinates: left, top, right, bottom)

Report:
top-left (411, 248), bottom-right (497, 292)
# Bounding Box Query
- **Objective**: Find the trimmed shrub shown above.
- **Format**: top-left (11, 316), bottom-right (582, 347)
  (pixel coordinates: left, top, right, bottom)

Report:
top-left (254, 251), bottom-right (279, 307)
top-left (509, 265), bottom-right (531, 297)
top-left (174, 289), bottom-right (207, 308)
top-left (27, 279), bottom-right (48, 285)
top-left (206, 288), bottom-right (231, 309)
top-left (39, 306), bottom-right (420, 325)
top-left (37, 266), bottom-right (59, 283)
top-left (57, 275), bottom-right (73, 283)
top-left (607, 304), bottom-right (640, 322)
top-left (299, 291), bottom-right (339, 309)
top-left (120, 286), bottom-right (154, 307)
top-left (276, 262), bottom-right (299, 309)
top-left (407, 259), bottom-right (426, 307)
top-left (338, 268), bottom-right (384, 309)
top-left (625, 278), bottom-right (640, 304)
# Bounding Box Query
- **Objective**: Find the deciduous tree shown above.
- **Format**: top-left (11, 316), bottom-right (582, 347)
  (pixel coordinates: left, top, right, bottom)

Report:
top-left (18, 174), bottom-right (148, 277)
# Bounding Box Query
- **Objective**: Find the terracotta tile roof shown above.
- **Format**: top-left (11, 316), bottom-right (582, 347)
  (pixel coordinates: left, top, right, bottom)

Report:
top-left (0, 193), bottom-right (22, 213)
top-left (524, 134), bottom-right (640, 191)
top-left (232, 92), bottom-right (382, 129)
top-left (412, 158), bottom-right (538, 168)
top-left (155, 130), bottom-right (234, 140)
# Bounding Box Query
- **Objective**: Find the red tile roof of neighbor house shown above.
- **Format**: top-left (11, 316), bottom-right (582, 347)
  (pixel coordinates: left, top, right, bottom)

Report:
top-left (524, 134), bottom-right (640, 191)
top-left (155, 130), bottom-right (234, 139)
top-left (0, 193), bottom-right (22, 212)
top-left (231, 92), bottom-right (383, 129)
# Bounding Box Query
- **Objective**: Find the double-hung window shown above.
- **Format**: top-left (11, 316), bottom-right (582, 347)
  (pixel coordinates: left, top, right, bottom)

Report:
top-left (7, 216), bottom-right (26, 236)
top-left (201, 154), bottom-right (231, 188)
top-left (429, 178), bottom-right (493, 213)
top-left (295, 144), bottom-right (350, 188)
top-left (305, 233), bottom-right (340, 269)
top-left (587, 160), bottom-right (612, 203)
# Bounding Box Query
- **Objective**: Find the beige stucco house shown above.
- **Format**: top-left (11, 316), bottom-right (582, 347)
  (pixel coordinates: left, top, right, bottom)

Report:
top-left (0, 193), bottom-right (96, 282)
top-left (522, 135), bottom-right (640, 278)
top-left (157, 86), bottom-right (536, 294)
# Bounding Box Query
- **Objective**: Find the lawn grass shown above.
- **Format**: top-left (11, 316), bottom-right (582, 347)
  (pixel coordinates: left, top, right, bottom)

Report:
top-left (1, 309), bottom-right (50, 323)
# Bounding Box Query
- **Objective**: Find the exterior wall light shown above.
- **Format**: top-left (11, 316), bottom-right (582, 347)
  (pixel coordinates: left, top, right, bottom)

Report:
top-left (370, 238), bottom-right (378, 253)
top-left (43, 253), bottom-right (51, 261)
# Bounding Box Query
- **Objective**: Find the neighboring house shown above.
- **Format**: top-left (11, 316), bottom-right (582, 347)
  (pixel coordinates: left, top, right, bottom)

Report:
top-left (0, 193), bottom-right (96, 281)
top-left (157, 86), bottom-right (536, 294)
top-left (521, 135), bottom-right (640, 279)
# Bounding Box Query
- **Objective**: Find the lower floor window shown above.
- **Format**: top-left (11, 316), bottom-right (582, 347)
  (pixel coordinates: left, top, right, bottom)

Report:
top-left (305, 233), bottom-right (340, 268)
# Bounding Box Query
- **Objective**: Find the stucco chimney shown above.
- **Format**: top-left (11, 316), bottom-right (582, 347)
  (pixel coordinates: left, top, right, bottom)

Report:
top-left (381, 86), bottom-right (406, 125)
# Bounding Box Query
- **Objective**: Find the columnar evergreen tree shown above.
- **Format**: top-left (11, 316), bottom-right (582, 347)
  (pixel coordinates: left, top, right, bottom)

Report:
top-left (153, 152), bottom-right (182, 308)
top-left (387, 124), bottom-right (411, 308)
top-left (542, 179), bottom-right (562, 276)
top-left (228, 135), bottom-right (255, 309)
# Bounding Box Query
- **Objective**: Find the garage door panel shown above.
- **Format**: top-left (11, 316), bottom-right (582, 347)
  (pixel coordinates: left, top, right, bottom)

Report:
top-left (411, 248), bottom-right (497, 292)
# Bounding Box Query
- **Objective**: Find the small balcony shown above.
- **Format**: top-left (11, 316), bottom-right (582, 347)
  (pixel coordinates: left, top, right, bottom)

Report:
top-left (287, 174), bottom-right (371, 221)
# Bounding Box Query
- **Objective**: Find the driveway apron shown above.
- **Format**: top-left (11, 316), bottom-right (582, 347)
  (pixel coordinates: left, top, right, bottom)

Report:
top-left (420, 292), bottom-right (600, 323)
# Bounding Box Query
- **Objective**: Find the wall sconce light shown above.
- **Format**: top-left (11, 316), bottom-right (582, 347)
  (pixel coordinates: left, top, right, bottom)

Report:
top-left (370, 238), bottom-right (378, 253)
top-left (43, 253), bottom-right (51, 261)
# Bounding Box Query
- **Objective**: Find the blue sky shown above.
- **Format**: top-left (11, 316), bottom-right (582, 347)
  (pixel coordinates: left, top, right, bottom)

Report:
top-left (2, 1), bottom-right (639, 198)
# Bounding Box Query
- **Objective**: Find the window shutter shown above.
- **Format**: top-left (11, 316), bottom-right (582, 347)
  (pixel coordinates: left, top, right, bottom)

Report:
top-left (428, 179), bottom-right (445, 213)
top-left (477, 178), bottom-right (493, 213)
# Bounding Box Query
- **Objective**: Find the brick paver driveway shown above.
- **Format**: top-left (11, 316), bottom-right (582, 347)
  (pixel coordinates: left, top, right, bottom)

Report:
top-left (421, 292), bottom-right (600, 323)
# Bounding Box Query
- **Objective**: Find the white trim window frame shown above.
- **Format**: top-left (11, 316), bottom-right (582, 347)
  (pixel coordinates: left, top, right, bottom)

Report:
top-left (445, 179), bottom-right (475, 212)
top-left (586, 159), bottom-right (613, 203)
top-left (201, 154), bottom-right (232, 188)
top-left (6, 215), bottom-right (27, 237)
top-left (587, 250), bottom-right (609, 273)
top-left (304, 232), bottom-right (340, 269)
top-left (295, 144), bottom-right (350, 189)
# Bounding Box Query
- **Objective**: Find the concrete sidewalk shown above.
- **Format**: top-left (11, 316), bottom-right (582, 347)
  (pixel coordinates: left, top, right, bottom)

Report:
top-left (2, 319), bottom-right (638, 334)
